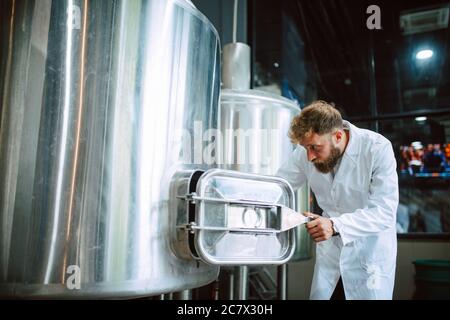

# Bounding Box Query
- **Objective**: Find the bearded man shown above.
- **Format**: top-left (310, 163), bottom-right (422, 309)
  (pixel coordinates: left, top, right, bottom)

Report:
top-left (277, 100), bottom-right (399, 300)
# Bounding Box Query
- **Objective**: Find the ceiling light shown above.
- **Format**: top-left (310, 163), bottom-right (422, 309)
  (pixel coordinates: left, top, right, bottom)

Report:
top-left (416, 49), bottom-right (433, 60)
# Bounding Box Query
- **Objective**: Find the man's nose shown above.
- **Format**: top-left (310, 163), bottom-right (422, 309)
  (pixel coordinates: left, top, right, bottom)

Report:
top-left (307, 149), bottom-right (316, 162)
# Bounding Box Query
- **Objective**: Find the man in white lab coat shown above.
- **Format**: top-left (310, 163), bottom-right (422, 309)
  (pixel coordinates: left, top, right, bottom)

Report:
top-left (277, 100), bottom-right (398, 300)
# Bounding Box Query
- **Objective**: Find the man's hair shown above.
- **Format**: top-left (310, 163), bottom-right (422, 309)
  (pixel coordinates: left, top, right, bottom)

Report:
top-left (289, 100), bottom-right (343, 144)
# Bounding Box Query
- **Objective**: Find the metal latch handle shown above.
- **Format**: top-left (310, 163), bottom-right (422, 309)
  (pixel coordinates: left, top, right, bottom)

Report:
top-left (179, 193), bottom-right (312, 233)
top-left (186, 223), bottom-right (281, 234)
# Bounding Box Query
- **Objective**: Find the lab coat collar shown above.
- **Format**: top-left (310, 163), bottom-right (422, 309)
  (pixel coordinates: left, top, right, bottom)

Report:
top-left (342, 120), bottom-right (360, 162)
top-left (330, 120), bottom-right (358, 187)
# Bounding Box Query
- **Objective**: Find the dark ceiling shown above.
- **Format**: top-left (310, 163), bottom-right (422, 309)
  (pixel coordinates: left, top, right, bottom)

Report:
top-left (251, 0), bottom-right (450, 119)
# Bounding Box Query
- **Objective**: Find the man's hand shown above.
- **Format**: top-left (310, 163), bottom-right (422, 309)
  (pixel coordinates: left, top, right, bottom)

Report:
top-left (304, 212), bottom-right (334, 242)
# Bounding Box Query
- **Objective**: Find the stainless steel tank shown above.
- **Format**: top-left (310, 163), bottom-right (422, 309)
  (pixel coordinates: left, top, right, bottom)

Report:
top-left (218, 89), bottom-right (312, 262)
top-left (0, 0), bottom-right (221, 298)
top-left (219, 89), bottom-right (299, 175)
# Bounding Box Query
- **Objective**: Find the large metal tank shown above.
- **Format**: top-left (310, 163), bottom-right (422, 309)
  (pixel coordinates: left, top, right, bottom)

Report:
top-left (0, 0), bottom-right (220, 298)
top-left (219, 89), bottom-right (311, 262)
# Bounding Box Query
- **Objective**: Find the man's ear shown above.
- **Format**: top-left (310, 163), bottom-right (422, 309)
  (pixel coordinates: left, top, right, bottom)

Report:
top-left (334, 130), bottom-right (343, 143)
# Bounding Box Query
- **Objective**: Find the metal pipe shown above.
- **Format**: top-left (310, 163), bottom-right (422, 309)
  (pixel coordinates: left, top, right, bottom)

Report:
top-left (234, 266), bottom-right (249, 300)
top-left (173, 290), bottom-right (192, 300)
top-left (222, 43), bottom-right (251, 90)
top-left (212, 279), bottom-right (220, 300)
top-left (232, 0), bottom-right (238, 43)
top-left (277, 264), bottom-right (287, 300)
top-left (228, 271), bottom-right (235, 300)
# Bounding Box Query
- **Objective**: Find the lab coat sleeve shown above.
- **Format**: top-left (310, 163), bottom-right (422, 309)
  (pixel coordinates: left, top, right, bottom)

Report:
top-left (330, 141), bottom-right (399, 245)
top-left (275, 147), bottom-right (308, 191)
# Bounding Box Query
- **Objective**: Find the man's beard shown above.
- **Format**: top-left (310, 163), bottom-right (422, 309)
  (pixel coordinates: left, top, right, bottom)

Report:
top-left (313, 146), bottom-right (343, 174)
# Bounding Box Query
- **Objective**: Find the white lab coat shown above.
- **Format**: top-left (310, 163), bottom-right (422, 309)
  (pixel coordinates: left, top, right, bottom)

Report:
top-left (277, 120), bottom-right (398, 300)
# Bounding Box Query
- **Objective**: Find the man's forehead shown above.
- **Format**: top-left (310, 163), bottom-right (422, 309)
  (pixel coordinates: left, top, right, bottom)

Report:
top-left (300, 132), bottom-right (324, 146)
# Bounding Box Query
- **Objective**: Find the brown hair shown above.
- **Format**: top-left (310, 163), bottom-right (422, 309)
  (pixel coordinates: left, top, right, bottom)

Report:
top-left (289, 100), bottom-right (343, 144)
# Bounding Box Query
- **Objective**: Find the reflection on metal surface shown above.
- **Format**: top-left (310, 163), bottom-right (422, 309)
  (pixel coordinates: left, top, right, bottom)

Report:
top-left (0, 0), bottom-right (220, 298)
